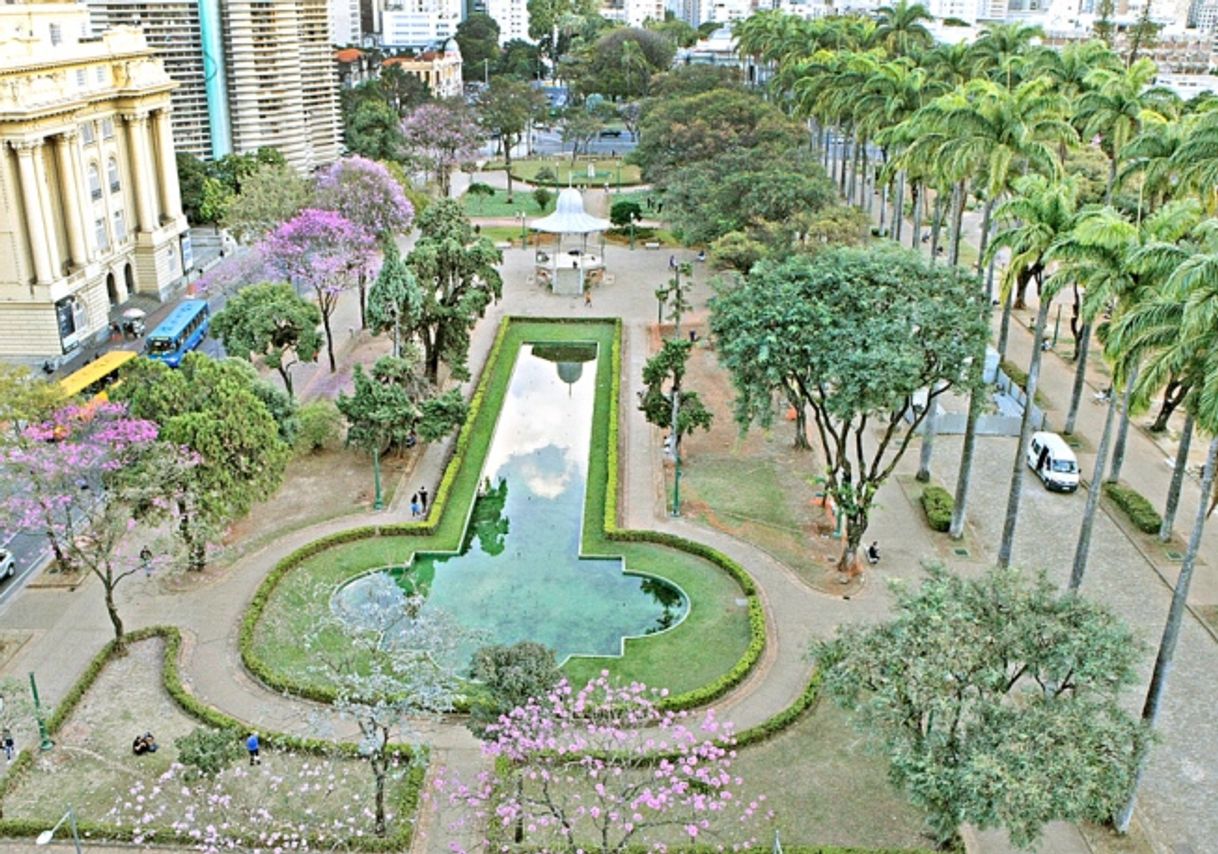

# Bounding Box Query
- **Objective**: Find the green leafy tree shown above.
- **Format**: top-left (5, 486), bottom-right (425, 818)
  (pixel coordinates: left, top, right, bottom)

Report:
top-left (563, 27), bottom-right (675, 99)
top-left (559, 108), bottom-right (604, 163)
top-left (113, 354), bottom-right (290, 571)
top-left (344, 97), bottom-right (406, 162)
top-left (367, 242), bottom-right (423, 359)
top-left (532, 187), bottom-right (554, 211)
top-left (405, 200), bottom-right (503, 383)
top-left (639, 339), bottom-right (712, 459)
top-left (210, 282), bottom-right (322, 398)
top-left (466, 181), bottom-right (496, 214)
top-left (176, 152), bottom-right (210, 224)
top-left (609, 198), bottom-right (642, 228)
top-left (710, 246), bottom-right (987, 573)
top-left (455, 13), bottom-right (501, 81)
top-left (198, 177), bottom-right (233, 230)
top-left (495, 38), bottom-right (543, 80)
top-left (0, 364), bottom-right (60, 443)
top-left (817, 565), bottom-right (1147, 847)
top-left (380, 65), bottom-right (431, 115)
top-left (708, 231), bottom-right (767, 273)
top-left (871, 0), bottom-right (933, 57)
top-left (467, 641), bottom-right (563, 738)
top-left (295, 399), bottom-right (344, 454)
top-left (220, 163), bottom-right (312, 245)
top-left (477, 78), bottom-right (547, 202)
top-left (646, 16), bottom-right (700, 48)
top-left (175, 727), bottom-right (244, 779)
top-left (650, 64), bottom-right (741, 98)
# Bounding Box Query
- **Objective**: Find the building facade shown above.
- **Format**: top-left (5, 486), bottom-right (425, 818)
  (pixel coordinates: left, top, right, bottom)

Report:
top-left (330, 0), bottom-right (361, 45)
top-left (485, 0), bottom-right (529, 43)
top-left (381, 0), bottom-right (461, 47)
top-left (0, 0), bottom-right (188, 359)
top-left (382, 39), bottom-right (463, 98)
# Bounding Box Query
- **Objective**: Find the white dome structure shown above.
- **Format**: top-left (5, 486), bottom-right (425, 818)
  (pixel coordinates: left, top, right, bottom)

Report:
top-left (531, 188), bottom-right (611, 234)
top-left (528, 187), bottom-right (608, 297)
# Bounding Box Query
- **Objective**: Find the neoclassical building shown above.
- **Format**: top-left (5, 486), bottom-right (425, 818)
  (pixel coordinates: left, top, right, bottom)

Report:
top-left (0, 0), bottom-right (187, 359)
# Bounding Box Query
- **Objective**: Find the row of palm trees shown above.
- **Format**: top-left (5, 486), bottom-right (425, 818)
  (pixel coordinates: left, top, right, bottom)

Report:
top-left (737, 1), bottom-right (1218, 830)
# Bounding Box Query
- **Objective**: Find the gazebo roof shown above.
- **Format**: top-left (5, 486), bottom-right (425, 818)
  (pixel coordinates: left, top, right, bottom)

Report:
top-left (530, 188), bottom-right (610, 234)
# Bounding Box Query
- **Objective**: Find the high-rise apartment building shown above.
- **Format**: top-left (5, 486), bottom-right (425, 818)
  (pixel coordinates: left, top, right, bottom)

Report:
top-left (382, 0), bottom-right (461, 47)
top-left (485, 0), bottom-right (529, 43)
top-left (87, 0), bottom-right (341, 171)
top-left (330, 0), bottom-right (361, 44)
top-left (0, 0), bottom-right (188, 358)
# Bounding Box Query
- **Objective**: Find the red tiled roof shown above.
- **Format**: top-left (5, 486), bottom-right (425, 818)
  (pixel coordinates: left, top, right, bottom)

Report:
top-left (335, 48), bottom-right (363, 63)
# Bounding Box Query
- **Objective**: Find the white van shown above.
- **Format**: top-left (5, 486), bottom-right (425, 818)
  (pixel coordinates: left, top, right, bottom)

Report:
top-left (1026, 432), bottom-right (1080, 493)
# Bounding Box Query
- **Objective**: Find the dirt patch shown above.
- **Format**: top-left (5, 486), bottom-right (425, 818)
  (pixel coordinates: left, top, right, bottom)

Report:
top-left (653, 320), bottom-right (857, 595)
top-left (0, 631), bottom-right (31, 670)
top-left (25, 564), bottom-right (87, 589)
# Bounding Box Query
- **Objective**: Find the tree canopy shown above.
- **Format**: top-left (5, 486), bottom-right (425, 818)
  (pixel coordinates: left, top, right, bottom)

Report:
top-left (210, 282), bottom-right (322, 397)
top-left (455, 13), bottom-right (501, 81)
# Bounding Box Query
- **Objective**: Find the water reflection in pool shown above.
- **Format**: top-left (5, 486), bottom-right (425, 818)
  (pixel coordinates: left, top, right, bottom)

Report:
top-left (336, 343), bottom-right (687, 666)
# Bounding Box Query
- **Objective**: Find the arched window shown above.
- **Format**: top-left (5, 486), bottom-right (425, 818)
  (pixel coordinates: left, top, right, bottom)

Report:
top-left (87, 162), bottom-right (101, 200)
top-left (106, 157), bottom-right (120, 193)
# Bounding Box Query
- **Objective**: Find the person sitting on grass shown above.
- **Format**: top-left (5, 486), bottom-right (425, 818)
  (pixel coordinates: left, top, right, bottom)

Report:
top-left (132, 732), bottom-right (158, 755)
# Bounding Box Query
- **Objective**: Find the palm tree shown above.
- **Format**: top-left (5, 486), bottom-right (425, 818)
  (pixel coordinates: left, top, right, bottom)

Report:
top-left (1120, 119), bottom-right (1188, 221)
top-left (984, 177), bottom-right (1080, 567)
top-left (969, 22), bottom-right (1044, 86)
top-left (1074, 58), bottom-right (1163, 202)
top-left (871, 0), bottom-right (933, 58)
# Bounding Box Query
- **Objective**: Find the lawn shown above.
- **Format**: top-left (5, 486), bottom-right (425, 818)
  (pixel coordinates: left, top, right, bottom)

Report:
top-left (248, 320), bottom-right (754, 703)
top-left (462, 185), bottom-right (554, 219)
top-left (0, 636), bottom-right (416, 846)
top-left (500, 157), bottom-right (643, 187)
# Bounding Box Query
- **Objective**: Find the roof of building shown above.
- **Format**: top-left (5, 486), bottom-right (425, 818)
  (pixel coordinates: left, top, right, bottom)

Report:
top-left (531, 188), bottom-right (609, 234)
top-left (335, 48), bottom-right (364, 63)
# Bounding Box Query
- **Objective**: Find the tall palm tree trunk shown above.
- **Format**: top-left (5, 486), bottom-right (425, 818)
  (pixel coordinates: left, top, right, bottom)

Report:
top-left (996, 274), bottom-right (1017, 361)
top-left (950, 363), bottom-right (985, 539)
top-left (910, 182), bottom-right (923, 250)
top-left (997, 296), bottom-right (1052, 568)
top-left (975, 197), bottom-right (995, 276)
top-left (948, 181), bottom-right (966, 267)
top-left (1106, 364), bottom-right (1140, 483)
top-left (1159, 409), bottom-right (1195, 542)
top-left (893, 171), bottom-right (906, 243)
top-left (929, 193), bottom-right (944, 266)
top-left (878, 183), bottom-right (888, 236)
top-left (1069, 392), bottom-right (1119, 590)
top-left (1115, 435), bottom-right (1218, 833)
top-left (1064, 323), bottom-right (1091, 435)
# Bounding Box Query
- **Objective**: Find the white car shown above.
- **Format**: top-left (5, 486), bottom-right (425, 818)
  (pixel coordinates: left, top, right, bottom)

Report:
top-left (1026, 432), bottom-right (1081, 493)
top-left (0, 549), bottom-right (13, 579)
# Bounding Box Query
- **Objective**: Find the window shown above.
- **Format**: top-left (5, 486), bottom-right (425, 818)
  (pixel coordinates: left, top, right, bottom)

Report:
top-left (75, 69), bottom-right (86, 87)
top-left (87, 163), bottom-right (101, 200)
top-left (95, 67), bottom-right (105, 84)
top-left (102, 117), bottom-right (114, 138)
top-left (106, 158), bottom-right (120, 193)
top-left (49, 23), bottom-right (61, 46)
top-left (94, 217), bottom-right (109, 251)
top-left (80, 123), bottom-right (95, 145)
top-left (113, 210), bottom-right (126, 242)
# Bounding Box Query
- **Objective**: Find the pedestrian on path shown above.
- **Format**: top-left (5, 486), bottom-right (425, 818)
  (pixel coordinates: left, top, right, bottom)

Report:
top-left (410, 494), bottom-right (421, 518)
top-left (419, 486), bottom-right (428, 511)
top-left (246, 732), bottom-right (261, 765)
top-left (2, 728), bottom-right (13, 762)
top-left (584, 288), bottom-right (592, 307)
top-left (140, 546), bottom-right (153, 578)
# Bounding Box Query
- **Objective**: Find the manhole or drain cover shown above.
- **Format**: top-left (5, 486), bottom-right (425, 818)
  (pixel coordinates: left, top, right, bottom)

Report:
top-left (953, 548), bottom-right (969, 557)
top-left (1166, 550), bottom-right (1184, 561)
top-left (734, 598), bottom-right (748, 607)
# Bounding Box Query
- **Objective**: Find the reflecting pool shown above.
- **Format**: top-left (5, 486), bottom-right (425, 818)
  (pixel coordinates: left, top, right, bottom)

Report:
top-left (336, 342), bottom-right (687, 666)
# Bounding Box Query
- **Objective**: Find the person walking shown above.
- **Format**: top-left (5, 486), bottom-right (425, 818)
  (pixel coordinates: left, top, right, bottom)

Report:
top-left (584, 288), bottom-right (592, 307)
top-left (410, 494), bottom-right (420, 518)
top-left (2, 728), bottom-right (14, 762)
top-left (139, 546), bottom-right (153, 578)
top-left (246, 732), bottom-right (261, 765)
top-left (419, 486), bottom-right (428, 511)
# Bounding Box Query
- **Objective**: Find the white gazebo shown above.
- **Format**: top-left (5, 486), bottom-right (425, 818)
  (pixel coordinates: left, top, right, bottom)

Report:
top-left (530, 187), bottom-right (609, 296)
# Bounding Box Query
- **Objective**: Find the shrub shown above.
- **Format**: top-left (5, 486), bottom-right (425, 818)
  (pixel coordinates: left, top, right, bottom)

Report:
top-left (295, 399), bottom-right (344, 453)
top-left (175, 726), bottom-right (245, 778)
top-left (534, 166), bottom-right (558, 184)
top-left (1103, 482), bottom-right (1162, 534)
top-left (920, 485), bottom-right (954, 533)
top-left (532, 187), bottom-right (554, 211)
top-left (1000, 359), bottom-right (1050, 409)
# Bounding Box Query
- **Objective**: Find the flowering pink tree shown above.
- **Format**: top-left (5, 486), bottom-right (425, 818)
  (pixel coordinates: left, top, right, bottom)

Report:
top-left (400, 100), bottom-right (483, 197)
top-left (441, 673), bottom-right (769, 853)
top-left (193, 245), bottom-right (266, 297)
top-left (260, 208), bottom-right (376, 372)
top-left (314, 156), bottom-right (416, 329)
top-left (0, 403), bottom-right (196, 646)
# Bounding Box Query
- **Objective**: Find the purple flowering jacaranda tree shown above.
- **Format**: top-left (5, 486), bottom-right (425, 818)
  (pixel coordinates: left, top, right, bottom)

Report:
top-left (260, 208), bottom-right (376, 372)
top-left (0, 402), bottom-right (197, 647)
top-left (314, 156), bottom-right (415, 329)
top-left (400, 100), bottom-right (483, 198)
top-left (438, 673), bottom-right (770, 853)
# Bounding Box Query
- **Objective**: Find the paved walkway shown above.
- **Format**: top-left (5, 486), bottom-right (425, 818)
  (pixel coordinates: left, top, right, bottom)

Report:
top-left (2, 168), bottom-right (1213, 853)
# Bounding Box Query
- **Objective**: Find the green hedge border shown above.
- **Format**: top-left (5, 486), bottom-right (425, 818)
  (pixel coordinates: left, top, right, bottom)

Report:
top-left (1102, 481), bottom-right (1162, 535)
top-left (240, 317), bottom-right (767, 713)
top-left (0, 626), bottom-right (424, 851)
top-left (919, 485), bottom-right (953, 533)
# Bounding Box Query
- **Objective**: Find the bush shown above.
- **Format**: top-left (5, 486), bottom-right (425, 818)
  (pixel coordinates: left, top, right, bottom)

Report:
top-left (534, 166), bottom-right (557, 184)
top-left (175, 726), bottom-right (245, 778)
top-left (295, 399), bottom-right (344, 453)
top-left (1000, 359), bottom-right (1050, 409)
top-left (532, 187), bottom-right (554, 211)
top-left (920, 485), bottom-right (954, 533)
top-left (1103, 482), bottom-right (1162, 534)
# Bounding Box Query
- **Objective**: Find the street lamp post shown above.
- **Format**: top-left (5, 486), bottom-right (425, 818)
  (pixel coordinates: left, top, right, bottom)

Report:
top-left (29, 672), bottom-right (52, 751)
top-left (372, 446), bottom-right (383, 511)
top-left (655, 261), bottom-right (693, 516)
top-left (36, 806), bottom-right (81, 853)
top-left (517, 211), bottom-right (527, 246)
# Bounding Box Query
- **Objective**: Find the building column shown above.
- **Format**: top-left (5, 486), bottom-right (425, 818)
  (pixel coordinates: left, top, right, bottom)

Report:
top-left (152, 108), bottom-right (182, 220)
top-left (13, 141), bottom-right (55, 284)
top-left (123, 112), bottom-right (158, 232)
top-left (68, 135), bottom-right (98, 259)
top-left (53, 133), bottom-right (89, 269)
top-left (31, 141), bottom-right (63, 277)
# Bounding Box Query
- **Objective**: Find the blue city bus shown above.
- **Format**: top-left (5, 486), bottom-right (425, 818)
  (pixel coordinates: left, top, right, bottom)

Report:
top-left (144, 299), bottom-right (210, 367)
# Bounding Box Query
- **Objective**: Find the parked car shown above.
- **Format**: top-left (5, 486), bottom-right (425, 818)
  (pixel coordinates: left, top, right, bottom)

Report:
top-left (0, 549), bottom-right (13, 579)
top-left (1026, 431), bottom-right (1080, 493)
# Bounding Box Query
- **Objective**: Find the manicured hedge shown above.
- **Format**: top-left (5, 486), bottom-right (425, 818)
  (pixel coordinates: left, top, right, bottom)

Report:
top-left (999, 359), bottom-right (1049, 409)
top-left (0, 626), bottom-right (424, 850)
top-left (240, 318), bottom-right (767, 716)
top-left (919, 485), bottom-right (954, 533)
top-left (1103, 482), bottom-right (1162, 534)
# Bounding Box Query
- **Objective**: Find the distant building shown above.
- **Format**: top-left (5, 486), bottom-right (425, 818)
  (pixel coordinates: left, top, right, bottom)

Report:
top-left (601, 0), bottom-right (666, 26)
top-left (335, 47), bottom-right (376, 89)
top-left (88, 0), bottom-right (341, 170)
top-left (381, 0), bottom-right (460, 48)
top-left (0, 0), bottom-right (189, 358)
top-left (330, 0), bottom-right (361, 45)
top-left (485, 0), bottom-right (530, 43)
top-left (383, 39), bottom-right (463, 98)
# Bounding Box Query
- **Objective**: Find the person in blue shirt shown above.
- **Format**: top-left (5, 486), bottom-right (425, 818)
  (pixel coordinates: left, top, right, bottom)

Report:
top-left (246, 732), bottom-right (261, 765)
